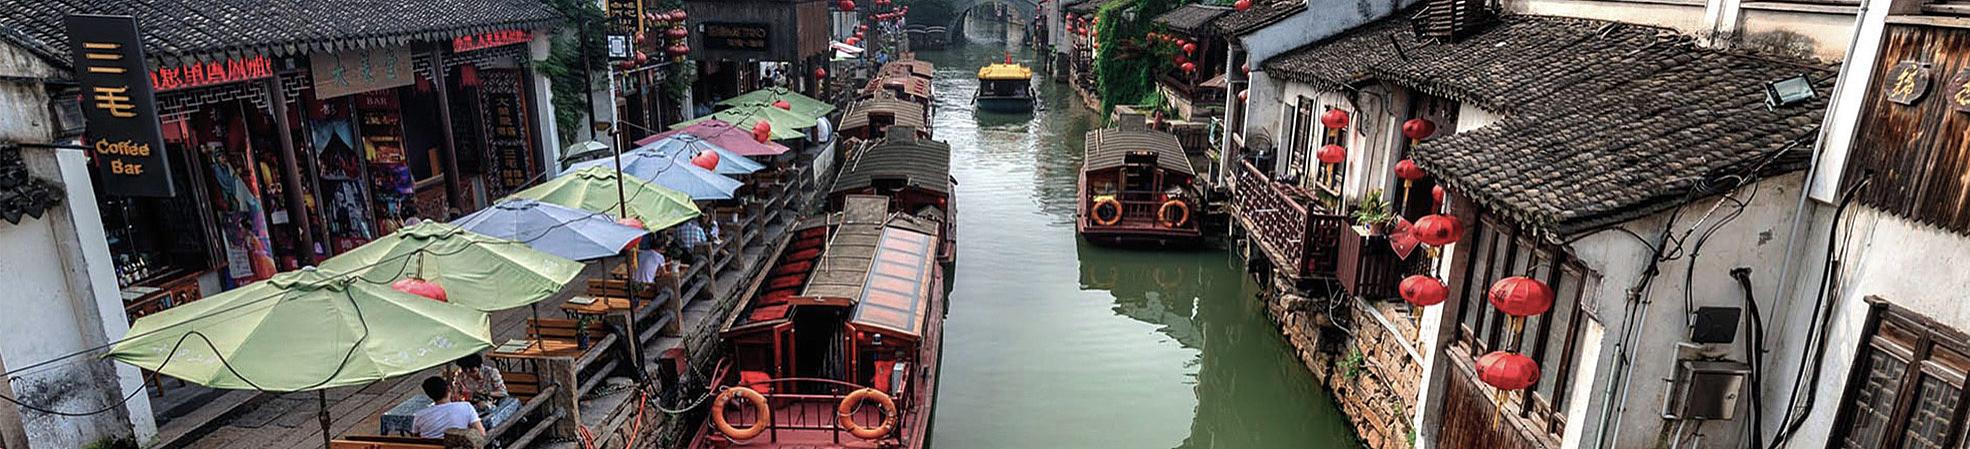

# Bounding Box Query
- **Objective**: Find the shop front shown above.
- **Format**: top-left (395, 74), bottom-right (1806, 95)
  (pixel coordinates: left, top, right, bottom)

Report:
top-left (686, 0), bottom-right (832, 104)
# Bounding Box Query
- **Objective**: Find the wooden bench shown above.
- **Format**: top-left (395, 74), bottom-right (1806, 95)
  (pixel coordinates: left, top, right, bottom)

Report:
top-left (502, 370), bottom-right (541, 402)
top-left (525, 318), bottom-right (609, 343)
top-left (585, 278), bottom-right (660, 300)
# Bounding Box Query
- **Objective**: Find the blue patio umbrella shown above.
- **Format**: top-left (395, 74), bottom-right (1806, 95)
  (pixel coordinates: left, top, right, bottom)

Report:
top-left (567, 149), bottom-right (744, 200)
top-left (450, 199), bottom-right (650, 261)
top-left (634, 134), bottom-right (765, 176)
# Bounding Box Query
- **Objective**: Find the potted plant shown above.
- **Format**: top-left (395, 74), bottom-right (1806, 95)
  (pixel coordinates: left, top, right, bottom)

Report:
top-left (1352, 189), bottom-right (1396, 235)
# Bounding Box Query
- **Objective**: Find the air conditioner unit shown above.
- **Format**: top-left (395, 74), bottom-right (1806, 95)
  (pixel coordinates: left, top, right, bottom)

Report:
top-left (1663, 360), bottom-right (1750, 421)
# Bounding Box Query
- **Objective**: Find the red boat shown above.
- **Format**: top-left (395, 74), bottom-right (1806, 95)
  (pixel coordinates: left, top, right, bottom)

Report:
top-left (1077, 115), bottom-right (1202, 246)
top-left (829, 126), bottom-right (955, 264)
top-left (691, 194), bottom-right (947, 449)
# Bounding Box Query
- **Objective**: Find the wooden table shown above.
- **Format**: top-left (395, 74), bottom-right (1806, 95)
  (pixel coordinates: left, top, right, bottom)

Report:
top-left (488, 339), bottom-right (585, 360)
top-left (559, 296), bottom-right (631, 317)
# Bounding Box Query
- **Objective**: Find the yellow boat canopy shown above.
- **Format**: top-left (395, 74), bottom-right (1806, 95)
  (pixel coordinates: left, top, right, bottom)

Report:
top-left (977, 63), bottom-right (1033, 81)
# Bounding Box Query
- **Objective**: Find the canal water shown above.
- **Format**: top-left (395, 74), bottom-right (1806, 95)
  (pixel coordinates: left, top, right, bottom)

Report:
top-left (919, 27), bottom-right (1358, 449)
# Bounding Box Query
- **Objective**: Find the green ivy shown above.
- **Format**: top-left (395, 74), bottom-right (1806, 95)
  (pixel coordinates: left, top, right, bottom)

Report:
top-left (540, 0), bottom-right (609, 145)
top-left (1091, 0), bottom-right (1180, 116)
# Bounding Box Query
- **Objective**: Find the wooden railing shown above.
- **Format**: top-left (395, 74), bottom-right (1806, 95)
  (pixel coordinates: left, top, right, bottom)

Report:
top-left (1337, 230), bottom-right (1405, 300)
top-left (1231, 160), bottom-right (1346, 280)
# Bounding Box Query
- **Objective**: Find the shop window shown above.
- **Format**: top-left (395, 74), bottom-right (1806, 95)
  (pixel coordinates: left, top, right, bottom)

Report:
top-left (1450, 215), bottom-right (1597, 435)
top-left (1284, 98), bottom-right (1313, 182)
top-left (1831, 301), bottom-right (1970, 449)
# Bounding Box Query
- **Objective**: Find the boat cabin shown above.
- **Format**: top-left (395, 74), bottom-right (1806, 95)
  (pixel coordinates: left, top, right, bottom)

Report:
top-left (1078, 114), bottom-right (1202, 246)
top-left (837, 92), bottom-right (930, 141)
top-left (703, 195), bottom-right (945, 448)
top-left (863, 75), bottom-right (934, 108)
top-left (975, 62), bottom-right (1034, 113)
top-left (831, 126), bottom-right (956, 264)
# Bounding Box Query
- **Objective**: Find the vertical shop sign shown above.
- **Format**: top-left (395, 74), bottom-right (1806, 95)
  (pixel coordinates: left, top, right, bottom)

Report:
top-left (311, 47), bottom-right (415, 99)
top-left (481, 70), bottom-right (535, 196)
top-left (65, 14), bottom-right (175, 197)
top-left (606, 0), bottom-right (645, 59)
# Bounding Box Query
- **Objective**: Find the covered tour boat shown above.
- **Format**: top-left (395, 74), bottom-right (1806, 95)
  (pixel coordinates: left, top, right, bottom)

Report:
top-left (1077, 114), bottom-right (1202, 246)
top-left (830, 126), bottom-right (956, 264)
top-left (975, 56), bottom-right (1035, 112)
top-left (837, 91), bottom-right (931, 142)
top-left (693, 195), bottom-right (946, 449)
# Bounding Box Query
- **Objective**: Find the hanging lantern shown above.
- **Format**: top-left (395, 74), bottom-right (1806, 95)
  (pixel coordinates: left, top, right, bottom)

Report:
top-left (1235, 0), bottom-right (1253, 10)
top-left (1320, 108), bottom-right (1349, 129)
top-left (752, 121), bottom-right (773, 143)
top-left (1403, 118), bottom-right (1438, 141)
top-left (845, 37), bottom-right (861, 46)
top-left (854, 31), bottom-right (865, 39)
top-left (1180, 62), bottom-right (1196, 73)
top-left (691, 150), bottom-right (721, 170)
top-left (773, 99), bottom-right (792, 110)
top-left (1394, 159), bottom-right (1427, 181)
top-left (1173, 54), bottom-right (1189, 65)
top-left (1317, 144), bottom-right (1346, 165)
top-left (391, 278), bottom-right (448, 302)
top-left (459, 65), bottom-right (481, 88)
top-left (859, 24), bottom-right (869, 31)
top-left (1412, 214), bottom-right (1462, 246)
top-left (1238, 90), bottom-right (1248, 101)
top-left (670, 9), bottom-right (688, 21)
top-left (839, 0), bottom-right (855, 10)
top-left (1182, 42), bottom-right (1197, 54)
top-left (616, 217), bottom-right (646, 230)
top-left (1433, 185), bottom-right (1447, 205)
top-left (1476, 351), bottom-right (1540, 391)
top-left (655, 12), bottom-right (673, 23)
top-left (634, 51), bottom-right (649, 64)
top-left (1488, 276), bottom-right (1555, 317)
top-left (667, 43), bottom-right (690, 57)
top-left (616, 60), bottom-right (636, 70)
top-left (1066, 12), bottom-right (1076, 21)
top-left (1399, 275), bottom-right (1449, 307)
top-left (815, 67), bottom-right (828, 79)
top-left (668, 26), bottom-right (689, 39)
top-left (1241, 63), bottom-right (1250, 75)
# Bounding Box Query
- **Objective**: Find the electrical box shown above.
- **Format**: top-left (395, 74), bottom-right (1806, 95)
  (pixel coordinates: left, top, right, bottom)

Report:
top-left (1690, 306), bottom-right (1741, 344)
top-left (1663, 360), bottom-right (1751, 420)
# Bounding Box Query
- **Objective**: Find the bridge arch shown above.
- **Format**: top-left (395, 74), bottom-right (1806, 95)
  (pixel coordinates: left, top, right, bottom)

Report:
top-left (944, 0), bottom-right (1038, 37)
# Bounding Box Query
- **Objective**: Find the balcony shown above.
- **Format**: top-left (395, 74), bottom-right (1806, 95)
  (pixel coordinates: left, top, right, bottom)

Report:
top-left (1231, 160), bottom-right (1347, 280)
top-left (1336, 228), bottom-right (1409, 300)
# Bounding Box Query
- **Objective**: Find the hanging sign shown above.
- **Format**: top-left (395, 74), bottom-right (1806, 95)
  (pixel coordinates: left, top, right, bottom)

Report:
top-left (703, 22), bottom-right (770, 51)
top-left (1948, 68), bottom-right (1970, 113)
top-left (150, 56), bottom-right (274, 92)
top-left (606, 0), bottom-right (646, 35)
top-left (1885, 61), bottom-right (1932, 105)
top-left (310, 46), bottom-right (415, 99)
top-left (453, 30), bottom-right (534, 53)
top-left (65, 14), bottom-right (175, 197)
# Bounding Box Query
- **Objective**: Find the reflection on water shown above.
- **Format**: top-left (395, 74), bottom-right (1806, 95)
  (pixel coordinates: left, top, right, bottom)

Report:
top-left (923, 43), bottom-right (1356, 449)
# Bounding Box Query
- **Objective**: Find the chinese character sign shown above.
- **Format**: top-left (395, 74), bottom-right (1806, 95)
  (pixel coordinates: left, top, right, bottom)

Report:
top-left (150, 56), bottom-right (273, 91)
top-left (309, 46), bottom-right (415, 99)
top-left (65, 14), bottom-right (175, 197)
top-left (703, 22), bottom-right (770, 51)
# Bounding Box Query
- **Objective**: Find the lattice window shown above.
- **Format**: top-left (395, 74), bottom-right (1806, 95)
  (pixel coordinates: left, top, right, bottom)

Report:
top-left (1832, 302), bottom-right (1970, 449)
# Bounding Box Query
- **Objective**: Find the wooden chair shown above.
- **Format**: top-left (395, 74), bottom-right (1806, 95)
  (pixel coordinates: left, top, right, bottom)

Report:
top-left (524, 318), bottom-right (609, 343)
top-left (501, 371), bottom-right (541, 402)
top-left (584, 279), bottom-right (660, 300)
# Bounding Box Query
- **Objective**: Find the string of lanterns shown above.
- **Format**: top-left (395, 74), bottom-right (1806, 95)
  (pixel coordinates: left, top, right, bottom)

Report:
top-left (618, 9), bottom-right (692, 69)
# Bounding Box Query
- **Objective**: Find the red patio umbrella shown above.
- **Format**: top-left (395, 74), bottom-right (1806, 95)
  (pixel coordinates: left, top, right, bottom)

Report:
top-left (638, 119), bottom-right (791, 157)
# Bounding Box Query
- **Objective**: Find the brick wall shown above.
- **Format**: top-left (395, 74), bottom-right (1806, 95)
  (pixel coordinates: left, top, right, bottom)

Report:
top-left (1265, 284), bottom-right (1423, 449)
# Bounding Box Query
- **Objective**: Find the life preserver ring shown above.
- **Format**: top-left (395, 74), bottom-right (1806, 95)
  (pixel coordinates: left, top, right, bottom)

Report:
top-left (712, 387), bottom-right (770, 440)
top-left (1158, 200), bottom-right (1190, 228)
top-left (1090, 197), bottom-right (1123, 226)
top-left (836, 388), bottom-right (898, 440)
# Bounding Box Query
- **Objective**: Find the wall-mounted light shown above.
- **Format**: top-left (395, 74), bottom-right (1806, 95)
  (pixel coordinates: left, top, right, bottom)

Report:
top-left (1764, 75), bottom-right (1815, 110)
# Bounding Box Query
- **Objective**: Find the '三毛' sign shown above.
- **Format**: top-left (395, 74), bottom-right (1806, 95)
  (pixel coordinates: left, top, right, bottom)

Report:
top-left (65, 14), bottom-right (175, 197)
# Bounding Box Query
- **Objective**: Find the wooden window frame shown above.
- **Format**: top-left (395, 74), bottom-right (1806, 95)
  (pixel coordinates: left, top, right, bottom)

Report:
top-left (1448, 213), bottom-right (1596, 436)
top-left (1829, 298), bottom-right (1970, 449)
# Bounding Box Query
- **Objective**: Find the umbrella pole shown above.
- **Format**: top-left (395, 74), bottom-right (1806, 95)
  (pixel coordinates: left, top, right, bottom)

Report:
top-left (318, 390), bottom-right (332, 449)
top-left (610, 73), bottom-right (642, 368)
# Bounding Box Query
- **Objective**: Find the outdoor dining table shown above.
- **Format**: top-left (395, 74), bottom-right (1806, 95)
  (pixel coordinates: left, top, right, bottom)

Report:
top-left (379, 395), bottom-right (521, 436)
top-left (560, 296), bottom-right (632, 317)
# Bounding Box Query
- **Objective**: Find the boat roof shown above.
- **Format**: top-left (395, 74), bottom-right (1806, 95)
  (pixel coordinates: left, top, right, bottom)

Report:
top-left (882, 57), bottom-right (935, 78)
top-left (833, 126), bottom-right (952, 196)
top-left (839, 93), bottom-right (928, 131)
top-left (866, 75), bottom-right (933, 100)
top-left (1084, 114), bottom-right (1194, 174)
top-left (978, 63), bottom-right (1032, 80)
top-left (807, 196), bottom-right (942, 338)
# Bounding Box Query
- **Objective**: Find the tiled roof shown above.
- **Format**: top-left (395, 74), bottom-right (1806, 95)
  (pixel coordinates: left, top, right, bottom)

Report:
top-left (0, 146), bottom-right (63, 226)
top-left (833, 127), bottom-right (952, 196)
top-left (1154, 4), bottom-right (1233, 35)
top-left (0, 0), bottom-right (562, 69)
top-left (1265, 14), bottom-right (1834, 236)
top-left (1211, 0), bottom-right (1304, 36)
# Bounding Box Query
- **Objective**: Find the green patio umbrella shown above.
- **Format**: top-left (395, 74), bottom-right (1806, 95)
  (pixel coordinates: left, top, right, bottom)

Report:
top-left (316, 221), bottom-right (582, 312)
top-left (720, 87), bottom-right (836, 119)
top-left (672, 104), bottom-right (812, 140)
top-left (107, 267), bottom-right (492, 448)
top-left (510, 166), bottom-right (702, 230)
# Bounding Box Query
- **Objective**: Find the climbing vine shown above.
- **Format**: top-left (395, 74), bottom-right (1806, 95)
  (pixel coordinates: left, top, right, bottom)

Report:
top-left (540, 0), bottom-right (609, 145)
top-left (1091, 0), bottom-right (1180, 116)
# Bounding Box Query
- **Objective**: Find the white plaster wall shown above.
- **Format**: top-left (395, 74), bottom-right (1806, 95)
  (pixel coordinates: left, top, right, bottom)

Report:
top-left (0, 43), bottom-right (59, 144)
top-left (1241, 72), bottom-right (1284, 153)
top-left (1511, 0), bottom-right (1713, 36)
top-left (1737, 7), bottom-right (1859, 61)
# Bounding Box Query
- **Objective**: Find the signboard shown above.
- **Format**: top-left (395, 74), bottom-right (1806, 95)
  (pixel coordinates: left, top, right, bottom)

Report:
top-left (453, 30), bottom-right (533, 53)
top-left (310, 47), bottom-right (414, 99)
top-left (1948, 68), bottom-right (1970, 113)
top-left (607, 35), bottom-right (634, 60)
top-left (703, 22), bottom-right (770, 51)
top-left (606, 0), bottom-right (646, 35)
top-left (150, 56), bottom-right (274, 91)
top-left (1885, 61), bottom-right (1932, 105)
top-left (481, 70), bottom-right (535, 195)
top-left (65, 14), bottom-right (175, 197)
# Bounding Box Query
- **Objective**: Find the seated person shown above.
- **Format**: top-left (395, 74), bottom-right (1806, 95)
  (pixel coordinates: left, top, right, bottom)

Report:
top-left (444, 354), bottom-right (508, 411)
top-left (413, 376), bottom-right (485, 439)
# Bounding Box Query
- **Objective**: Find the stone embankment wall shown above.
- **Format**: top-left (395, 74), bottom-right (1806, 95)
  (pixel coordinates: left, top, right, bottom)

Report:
top-left (1264, 282), bottom-right (1423, 449)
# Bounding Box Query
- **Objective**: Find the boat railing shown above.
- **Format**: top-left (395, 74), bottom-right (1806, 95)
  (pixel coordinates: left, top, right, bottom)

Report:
top-left (713, 377), bottom-right (905, 445)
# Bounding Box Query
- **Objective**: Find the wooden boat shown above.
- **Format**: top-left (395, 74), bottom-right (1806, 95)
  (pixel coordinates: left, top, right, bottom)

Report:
top-left (1077, 114), bottom-right (1202, 246)
top-left (830, 126), bottom-right (955, 264)
top-left (691, 194), bottom-right (947, 449)
top-left (837, 92), bottom-right (931, 141)
top-left (975, 57), bottom-right (1034, 112)
top-left (867, 57), bottom-right (935, 113)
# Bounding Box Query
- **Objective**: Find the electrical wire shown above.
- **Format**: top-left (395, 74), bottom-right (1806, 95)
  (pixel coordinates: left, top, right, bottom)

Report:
top-left (1766, 174), bottom-right (1872, 449)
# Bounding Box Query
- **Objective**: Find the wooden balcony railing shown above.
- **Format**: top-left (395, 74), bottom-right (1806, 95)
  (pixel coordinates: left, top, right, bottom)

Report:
top-left (1336, 230), bottom-right (1406, 300)
top-left (1231, 160), bottom-right (1347, 280)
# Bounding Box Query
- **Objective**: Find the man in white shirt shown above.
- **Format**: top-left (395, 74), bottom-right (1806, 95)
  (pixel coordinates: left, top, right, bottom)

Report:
top-left (412, 376), bottom-right (485, 439)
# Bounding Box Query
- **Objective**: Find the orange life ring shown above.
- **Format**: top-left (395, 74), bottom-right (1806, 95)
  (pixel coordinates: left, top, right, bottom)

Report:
top-left (712, 386), bottom-right (770, 440)
top-left (837, 388), bottom-right (898, 440)
top-left (1091, 197), bottom-right (1123, 226)
top-left (1158, 199), bottom-right (1190, 228)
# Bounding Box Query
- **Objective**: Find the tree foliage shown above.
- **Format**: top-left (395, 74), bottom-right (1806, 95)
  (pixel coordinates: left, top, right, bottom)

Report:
top-left (1091, 0), bottom-right (1180, 116)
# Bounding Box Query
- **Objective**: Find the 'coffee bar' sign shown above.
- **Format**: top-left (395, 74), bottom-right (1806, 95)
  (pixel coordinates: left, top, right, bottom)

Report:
top-left (65, 14), bottom-right (175, 197)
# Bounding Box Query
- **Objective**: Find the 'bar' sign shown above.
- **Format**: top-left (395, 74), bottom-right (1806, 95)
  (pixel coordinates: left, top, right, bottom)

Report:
top-left (65, 14), bottom-right (174, 197)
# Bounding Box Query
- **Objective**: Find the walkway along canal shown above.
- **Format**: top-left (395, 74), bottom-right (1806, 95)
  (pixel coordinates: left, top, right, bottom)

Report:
top-left (918, 43), bottom-right (1357, 449)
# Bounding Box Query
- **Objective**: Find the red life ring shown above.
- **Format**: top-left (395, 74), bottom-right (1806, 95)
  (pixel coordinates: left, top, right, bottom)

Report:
top-left (713, 387), bottom-right (770, 440)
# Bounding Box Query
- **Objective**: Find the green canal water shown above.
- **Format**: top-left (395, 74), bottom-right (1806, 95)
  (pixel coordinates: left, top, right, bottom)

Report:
top-left (916, 40), bottom-right (1358, 449)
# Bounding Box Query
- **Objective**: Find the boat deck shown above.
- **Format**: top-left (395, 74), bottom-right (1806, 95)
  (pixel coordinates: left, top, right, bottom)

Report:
top-left (699, 396), bottom-right (891, 449)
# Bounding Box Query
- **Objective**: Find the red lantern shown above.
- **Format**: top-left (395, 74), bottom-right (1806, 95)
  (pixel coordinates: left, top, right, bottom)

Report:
top-left (616, 217), bottom-right (646, 230)
top-left (752, 121), bottom-right (773, 143)
top-left (846, 37), bottom-right (861, 46)
top-left (1173, 55), bottom-right (1189, 65)
top-left (668, 26), bottom-right (689, 39)
top-left (634, 51), bottom-right (649, 64)
top-left (1320, 108), bottom-right (1349, 129)
top-left (1488, 276), bottom-right (1555, 317)
top-left (1432, 185), bottom-right (1446, 205)
top-left (1476, 351), bottom-right (1540, 391)
top-left (1413, 214), bottom-right (1462, 246)
top-left (815, 67), bottom-right (828, 79)
top-left (1174, 38), bottom-right (1187, 47)
top-left (616, 60), bottom-right (636, 70)
top-left (655, 12), bottom-right (673, 22)
top-left (671, 9), bottom-right (688, 21)
top-left (1182, 42), bottom-right (1197, 54)
top-left (858, 24), bottom-right (869, 31)
top-left (1180, 62), bottom-right (1196, 73)
top-left (691, 150), bottom-right (721, 170)
top-left (1238, 90), bottom-right (1248, 101)
top-left (1394, 159), bottom-right (1426, 181)
top-left (391, 278), bottom-right (448, 302)
top-left (1316, 144), bottom-right (1346, 165)
top-left (773, 99), bottom-right (792, 110)
top-left (1402, 118), bottom-right (1437, 141)
top-left (1399, 275), bottom-right (1449, 307)
top-left (854, 31), bottom-right (865, 39)
top-left (667, 43), bottom-right (690, 57)
top-left (1241, 63), bottom-right (1250, 75)
top-left (1235, 0), bottom-right (1253, 10)
top-left (1066, 12), bottom-right (1075, 21)
top-left (839, 0), bottom-right (855, 9)
top-left (459, 65), bottom-right (481, 88)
